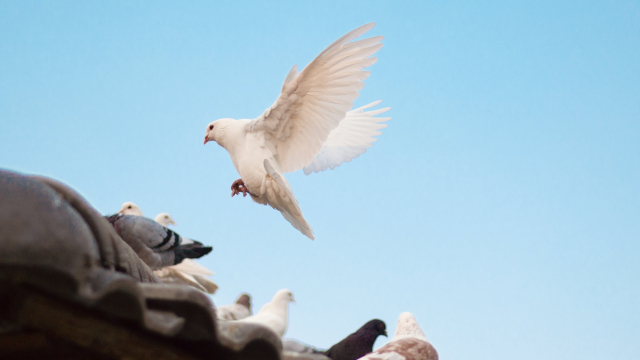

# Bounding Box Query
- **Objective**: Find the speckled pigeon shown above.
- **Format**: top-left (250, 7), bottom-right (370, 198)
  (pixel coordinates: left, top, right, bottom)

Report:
top-left (358, 313), bottom-right (438, 360)
top-left (106, 214), bottom-right (212, 270)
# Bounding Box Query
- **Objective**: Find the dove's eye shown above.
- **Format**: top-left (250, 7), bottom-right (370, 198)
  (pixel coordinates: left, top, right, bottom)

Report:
top-left (209, 125), bottom-right (214, 130)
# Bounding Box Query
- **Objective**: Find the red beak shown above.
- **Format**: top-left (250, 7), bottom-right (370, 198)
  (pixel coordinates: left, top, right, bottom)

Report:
top-left (204, 136), bottom-right (209, 145)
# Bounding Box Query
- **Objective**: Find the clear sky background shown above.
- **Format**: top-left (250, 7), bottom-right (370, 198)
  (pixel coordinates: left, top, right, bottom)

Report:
top-left (1, 1), bottom-right (639, 359)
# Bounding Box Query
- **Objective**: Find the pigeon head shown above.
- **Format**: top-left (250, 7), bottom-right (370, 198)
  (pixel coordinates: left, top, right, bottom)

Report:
top-left (118, 202), bottom-right (143, 216)
top-left (273, 289), bottom-right (296, 304)
top-left (363, 319), bottom-right (388, 337)
top-left (393, 312), bottom-right (427, 340)
top-left (236, 293), bottom-right (252, 310)
top-left (155, 212), bottom-right (176, 226)
top-left (204, 118), bottom-right (234, 146)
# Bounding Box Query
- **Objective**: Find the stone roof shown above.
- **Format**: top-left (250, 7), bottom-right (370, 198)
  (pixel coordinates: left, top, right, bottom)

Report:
top-left (0, 169), bottom-right (283, 359)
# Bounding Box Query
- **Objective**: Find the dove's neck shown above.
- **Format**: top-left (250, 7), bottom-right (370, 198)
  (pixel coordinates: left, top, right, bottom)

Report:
top-left (215, 119), bottom-right (248, 153)
top-left (259, 298), bottom-right (290, 320)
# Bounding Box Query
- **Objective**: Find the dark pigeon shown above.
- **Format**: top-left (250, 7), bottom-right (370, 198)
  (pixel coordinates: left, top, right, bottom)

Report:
top-left (322, 319), bottom-right (387, 360)
top-left (106, 214), bottom-right (212, 270)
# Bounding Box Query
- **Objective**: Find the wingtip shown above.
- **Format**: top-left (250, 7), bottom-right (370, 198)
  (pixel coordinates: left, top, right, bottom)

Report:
top-left (350, 22), bottom-right (376, 39)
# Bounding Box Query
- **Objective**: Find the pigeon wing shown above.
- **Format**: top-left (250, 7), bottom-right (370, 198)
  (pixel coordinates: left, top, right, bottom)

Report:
top-left (245, 23), bottom-right (383, 173)
top-left (303, 101), bottom-right (390, 175)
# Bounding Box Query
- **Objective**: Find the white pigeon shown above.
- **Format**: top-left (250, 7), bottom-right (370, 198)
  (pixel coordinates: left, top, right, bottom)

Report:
top-left (216, 293), bottom-right (252, 321)
top-left (203, 23), bottom-right (390, 240)
top-left (235, 289), bottom-right (295, 338)
top-left (358, 312), bottom-right (439, 360)
top-left (117, 202), bottom-right (217, 293)
top-left (155, 212), bottom-right (177, 227)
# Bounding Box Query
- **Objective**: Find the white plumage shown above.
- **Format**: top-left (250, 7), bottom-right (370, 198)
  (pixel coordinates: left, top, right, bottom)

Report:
top-left (154, 259), bottom-right (218, 294)
top-left (204, 23), bottom-right (390, 239)
top-left (154, 212), bottom-right (177, 226)
top-left (118, 201), bottom-right (144, 216)
top-left (235, 289), bottom-right (295, 338)
top-left (303, 100), bottom-right (390, 175)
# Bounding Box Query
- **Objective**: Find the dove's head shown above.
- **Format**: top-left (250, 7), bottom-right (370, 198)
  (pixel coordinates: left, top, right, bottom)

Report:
top-left (154, 212), bottom-right (176, 227)
top-left (118, 202), bottom-right (143, 216)
top-left (204, 118), bottom-right (235, 146)
top-left (273, 289), bottom-right (295, 304)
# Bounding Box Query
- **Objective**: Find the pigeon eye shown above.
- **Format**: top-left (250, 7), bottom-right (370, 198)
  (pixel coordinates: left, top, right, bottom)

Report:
top-left (209, 125), bottom-right (214, 130)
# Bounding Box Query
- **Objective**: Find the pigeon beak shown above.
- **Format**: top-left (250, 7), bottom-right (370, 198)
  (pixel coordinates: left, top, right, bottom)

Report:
top-left (204, 136), bottom-right (210, 145)
top-left (117, 210), bottom-right (124, 215)
top-left (171, 220), bottom-right (177, 226)
top-left (383, 330), bottom-right (388, 337)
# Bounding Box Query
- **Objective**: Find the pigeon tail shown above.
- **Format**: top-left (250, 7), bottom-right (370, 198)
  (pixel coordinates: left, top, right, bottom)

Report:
top-left (262, 159), bottom-right (315, 240)
top-left (174, 246), bottom-right (212, 265)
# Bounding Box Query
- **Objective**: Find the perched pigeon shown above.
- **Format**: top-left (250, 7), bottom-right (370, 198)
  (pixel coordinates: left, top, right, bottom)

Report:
top-left (106, 214), bottom-right (212, 270)
top-left (114, 203), bottom-right (216, 291)
top-left (203, 23), bottom-right (390, 239)
top-left (236, 289), bottom-right (295, 337)
top-left (119, 203), bottom-right (193, 244)
top-left (216, 293), bottom-right (252, 321)
top-left (358, 313), bottom-right (438, 360)
top-left (155, 212), bottom-right (177, 227)
top-left (322, 319), bottom-right (387, 360)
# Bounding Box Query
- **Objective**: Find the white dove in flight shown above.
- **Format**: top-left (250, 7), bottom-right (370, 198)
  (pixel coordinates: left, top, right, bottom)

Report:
top-left (204, 23), bottom-right (390, 239)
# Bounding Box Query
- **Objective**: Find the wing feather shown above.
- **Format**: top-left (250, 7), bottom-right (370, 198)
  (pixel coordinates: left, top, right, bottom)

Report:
top-left (303, 101), bottom-right (391, 175)
top-left (246, 23), bottom-right (383, 173)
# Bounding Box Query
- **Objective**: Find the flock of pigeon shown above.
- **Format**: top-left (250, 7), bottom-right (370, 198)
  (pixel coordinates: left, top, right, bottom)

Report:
top-left (103, 23), bottom-right (437, 360)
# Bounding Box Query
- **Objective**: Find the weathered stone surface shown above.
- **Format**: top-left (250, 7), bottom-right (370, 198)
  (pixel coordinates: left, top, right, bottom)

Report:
top-left (0, 169), bottom-right (283, 359)
top-left (0, 170), bottom-right (101, 293)
top-left (282, 351), bottom-right (331, 360)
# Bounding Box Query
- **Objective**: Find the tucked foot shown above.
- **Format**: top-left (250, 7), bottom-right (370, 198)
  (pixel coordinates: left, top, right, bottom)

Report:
top-left (231, 179), bottom-right (249, 197)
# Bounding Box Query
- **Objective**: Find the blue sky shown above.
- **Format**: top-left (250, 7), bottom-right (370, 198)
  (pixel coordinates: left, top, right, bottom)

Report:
top-left (1, 1), bottom-right (639, 359)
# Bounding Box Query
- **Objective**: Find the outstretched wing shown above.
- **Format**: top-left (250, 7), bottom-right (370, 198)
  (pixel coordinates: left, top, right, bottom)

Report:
top-left (303, 101), bottom-right (390, 175)
top-left (245, 23), bottom-right (383, 173)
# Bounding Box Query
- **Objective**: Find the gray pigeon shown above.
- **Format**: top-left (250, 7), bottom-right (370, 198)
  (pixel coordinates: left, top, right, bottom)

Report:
top-left (106, 214), bottom-right (212, 270)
